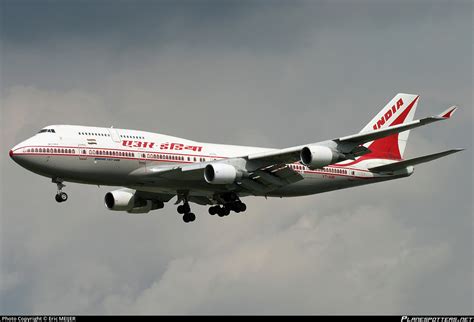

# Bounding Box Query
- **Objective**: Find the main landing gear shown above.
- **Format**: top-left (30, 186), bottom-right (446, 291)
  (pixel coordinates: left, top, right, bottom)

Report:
top-left (208, 201), bottom-right (247, 217)
top-left (208, 192), bottom-right (247, 217)
top-left (177, 201), bottom-right (196, 223)
top-left (176, 192), bottom-right (246, 223)
top-left (53, 178), bottom-right (68, 203)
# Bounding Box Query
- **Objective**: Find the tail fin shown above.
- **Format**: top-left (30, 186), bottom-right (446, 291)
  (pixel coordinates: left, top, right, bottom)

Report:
top-left (360, 93), bottom-right (419, 160)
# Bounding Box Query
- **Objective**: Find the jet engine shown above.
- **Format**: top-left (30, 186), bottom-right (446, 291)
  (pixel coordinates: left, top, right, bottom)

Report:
top-left (204, 163), bottom-right (237, 184)
top-left (104, 190), bottom-right (164, 214)
top-left (300, 145), bottom-right (340, 169)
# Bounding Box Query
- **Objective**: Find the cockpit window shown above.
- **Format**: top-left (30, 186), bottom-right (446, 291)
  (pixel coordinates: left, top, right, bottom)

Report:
top-left (38, 129), bottom-right (56, 133)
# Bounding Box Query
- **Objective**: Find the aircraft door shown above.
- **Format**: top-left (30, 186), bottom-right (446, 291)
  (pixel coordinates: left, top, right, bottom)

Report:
top-left (108, 127), bottom-right (121, 143)
top-left (78, 144), bottom-right (88, 160)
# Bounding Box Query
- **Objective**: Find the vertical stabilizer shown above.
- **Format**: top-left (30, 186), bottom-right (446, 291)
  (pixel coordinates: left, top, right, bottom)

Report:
top-left (360, 93), bottom-right (419, 159)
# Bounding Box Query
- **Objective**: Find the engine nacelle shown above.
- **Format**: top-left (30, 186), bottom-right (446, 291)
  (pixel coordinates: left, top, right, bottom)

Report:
top-left (104, 190), bottom-right (164, 214)
top-left (127, 200), bottom-right (164, 214)
top-left (300, 145), bottom-right (339, 169)
top-left (204, 163), bottom-right (237, 184)
top-left (105, 190), bottom-right (135, 211)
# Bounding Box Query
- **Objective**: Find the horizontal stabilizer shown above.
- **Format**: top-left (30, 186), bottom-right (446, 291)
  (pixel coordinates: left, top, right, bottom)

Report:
top-left (369, 149), bottom-right (464, 173)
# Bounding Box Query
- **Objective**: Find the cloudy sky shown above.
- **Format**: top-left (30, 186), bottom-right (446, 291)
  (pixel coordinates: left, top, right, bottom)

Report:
top-left (1, 0), bottom-right (472, 315)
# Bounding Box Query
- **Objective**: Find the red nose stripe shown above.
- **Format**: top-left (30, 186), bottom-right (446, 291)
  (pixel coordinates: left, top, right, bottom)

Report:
top-left (9, 150), bottom-right (13, 158)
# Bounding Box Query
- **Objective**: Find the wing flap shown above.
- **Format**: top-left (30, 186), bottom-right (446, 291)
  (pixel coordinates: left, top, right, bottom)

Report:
top-left (134, 190), bottom-right (175, 202)
top-left (242, 164), bottom-right (303, 194)
top-left (128, 163), bottom-right (207, 183)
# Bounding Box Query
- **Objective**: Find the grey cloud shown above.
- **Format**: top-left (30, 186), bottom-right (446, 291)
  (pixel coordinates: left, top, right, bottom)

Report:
top-left (1, 0), bottom-right (472, 315)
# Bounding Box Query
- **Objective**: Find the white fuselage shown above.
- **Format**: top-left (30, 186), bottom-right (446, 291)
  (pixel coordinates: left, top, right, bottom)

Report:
top-left (10, 125), bottom-right (411, 199)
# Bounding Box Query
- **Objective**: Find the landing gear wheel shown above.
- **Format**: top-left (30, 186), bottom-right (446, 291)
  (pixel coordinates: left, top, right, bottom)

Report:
top-left (239, 202), bottom-right (247, 212)
top-left (182, 203), bottom-right (191, 214)
top-left (178, 202), bottom-right (191, 215)
top-left (55, 192), bottom-right (68, 203)
top-left (208, 206), bottom-right (218, 215)
top-left (183, 212), bottom-right (196, 223)
top-left (217, 207), bottom-right (225, 217)
top-left (53, 178), bottom-right (67, 203)
top-left (59, 192), bottom-right (68, 202)
top-left (222, 207), bottom-right (230, 217)
top-left (230, 203), bottom-right (239, 212)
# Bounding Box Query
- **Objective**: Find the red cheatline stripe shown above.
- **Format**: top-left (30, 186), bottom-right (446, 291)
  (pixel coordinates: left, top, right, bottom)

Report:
top-left (14, 145), bottom-right (377, 172)
top-left (13, 145), bottom-right (227, 159)
top-left (14, 152), bottom-right (377, 179)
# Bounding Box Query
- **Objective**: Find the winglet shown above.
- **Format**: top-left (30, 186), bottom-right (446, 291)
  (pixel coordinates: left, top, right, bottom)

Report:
top-left (438, 106), bottom-right (458, 119)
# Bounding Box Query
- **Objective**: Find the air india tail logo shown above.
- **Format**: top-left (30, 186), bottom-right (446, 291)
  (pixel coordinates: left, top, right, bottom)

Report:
top-left (373, 98), bottom-right (404, 130)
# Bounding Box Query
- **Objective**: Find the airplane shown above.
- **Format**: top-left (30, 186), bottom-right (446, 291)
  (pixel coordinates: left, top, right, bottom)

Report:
top-left (9, 93), bottom-right (463, 223)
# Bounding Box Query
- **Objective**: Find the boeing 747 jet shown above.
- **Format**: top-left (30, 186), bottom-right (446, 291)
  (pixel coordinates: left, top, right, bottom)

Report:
top-left (10, 94), bottom-right (462, 222)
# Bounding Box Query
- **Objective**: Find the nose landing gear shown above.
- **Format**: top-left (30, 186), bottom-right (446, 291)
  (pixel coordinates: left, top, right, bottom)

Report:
top-left (53, 178), bottom-right (68, 203)
top-left (55, 192), bottom-right (68, 203)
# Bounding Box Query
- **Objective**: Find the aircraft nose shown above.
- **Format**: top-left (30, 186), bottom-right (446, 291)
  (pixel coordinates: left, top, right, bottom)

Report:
top-left (10, 142), bottom-right (26, 162)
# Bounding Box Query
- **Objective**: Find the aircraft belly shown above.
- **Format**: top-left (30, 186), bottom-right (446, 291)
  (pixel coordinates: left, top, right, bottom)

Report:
top-left (26, 155), bottom-right (400, 198)
top-left (266, 172), bottom-right (378, 197)
top-left (30, 156), bottom-right (140, 185)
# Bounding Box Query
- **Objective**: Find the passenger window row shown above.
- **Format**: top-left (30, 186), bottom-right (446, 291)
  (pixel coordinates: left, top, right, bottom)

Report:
top-left (322, 167), bottom-right (348, 175)
top-left (89, 150), bottom-right (134, 157)
top-left (120, 135), bottom-right (145, 139)
top-left (26, 147), bottom-right (74, 154)
top-left (77, 132), bottom-right (145, 140)
top-left (289, 164), bottom-right (306, 171)
top-left (288, 164), bottom-right (349, 175)
top-left (142, 154), bottom-right (212, 162)
top-left (79, 132), bottom-right (109, 137)
top-left (25, 147), bottom-right (214, 163)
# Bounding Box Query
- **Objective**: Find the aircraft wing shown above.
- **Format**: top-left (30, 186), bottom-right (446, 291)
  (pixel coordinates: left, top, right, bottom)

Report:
top-left (246, 146), bottom-right (302, 165)
top-left (368, 149), bottom-right (464, 173)
top-left (129, 163), bottom-right (205, 181)
top-left (237, 163), bottom-right (303, 194)
top-left (128, 106), bottom-right (457, 194)
top-left (246, 105), bottom-right (459, 161)
top-left (133, 190), bottom-right (175, 202)
top-left (336, 106), bottom-right (458, 146)
top-left (130, 159), bottom-right (304, 195)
